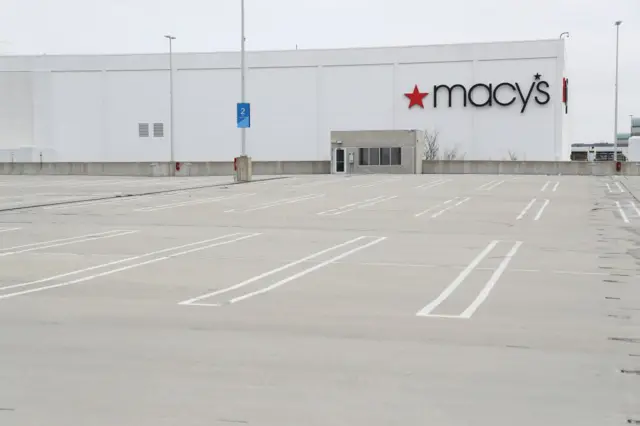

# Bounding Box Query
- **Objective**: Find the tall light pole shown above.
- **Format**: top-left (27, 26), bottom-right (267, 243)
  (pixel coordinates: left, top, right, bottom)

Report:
top-left (164, 34), bottom-right (176, 176)
top-left (613, 21), bottom-right (622, 161)
top-left (240, 0), bottom-right (247, 156)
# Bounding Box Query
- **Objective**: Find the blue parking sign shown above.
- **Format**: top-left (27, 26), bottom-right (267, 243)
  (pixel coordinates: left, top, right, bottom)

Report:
top-left (237, 103), bottom-right (250, 128)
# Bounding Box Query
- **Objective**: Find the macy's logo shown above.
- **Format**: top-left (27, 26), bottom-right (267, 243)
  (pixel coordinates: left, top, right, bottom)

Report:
top-left (404, 74), bottom-right (550, 113)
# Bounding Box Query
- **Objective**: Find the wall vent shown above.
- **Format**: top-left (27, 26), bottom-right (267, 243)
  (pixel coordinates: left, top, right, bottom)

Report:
top-left (138, 123), bottom-right (150, 138)
top-left (153, 123), bottom-right (164, 138)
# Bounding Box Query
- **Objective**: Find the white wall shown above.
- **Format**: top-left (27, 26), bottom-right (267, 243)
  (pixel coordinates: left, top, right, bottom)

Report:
top-left (0, 40), bottom-right (565, 162)
top-left (50, 71), bottom-right (102, 161)
top-left (0, 72), bottom-right (32, 149)
top-left (104, 70), bottom-right (169, 161)
top-left (175, 69), bottom-right (237, 162)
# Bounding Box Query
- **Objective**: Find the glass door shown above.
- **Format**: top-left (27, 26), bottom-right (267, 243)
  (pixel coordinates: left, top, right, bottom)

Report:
top-left (335, 148), bottom-right (345, 173)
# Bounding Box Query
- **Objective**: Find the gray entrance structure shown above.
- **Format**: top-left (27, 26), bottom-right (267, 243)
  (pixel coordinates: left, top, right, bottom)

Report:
top-left (330, 130), bottom-right (424, 174)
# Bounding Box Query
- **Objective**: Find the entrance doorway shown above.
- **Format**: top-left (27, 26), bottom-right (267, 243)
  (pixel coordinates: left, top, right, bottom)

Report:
top-left (334, 148), bottom-right (345, 173)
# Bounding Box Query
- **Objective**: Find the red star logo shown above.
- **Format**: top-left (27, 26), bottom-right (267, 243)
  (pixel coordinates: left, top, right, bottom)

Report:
top-left (405, 85), bottom-right (428, 108)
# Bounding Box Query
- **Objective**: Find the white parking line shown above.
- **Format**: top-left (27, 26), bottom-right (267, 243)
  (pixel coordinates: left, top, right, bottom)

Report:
top-left (0, 195), bottom-right (32, 201)
top-left (135, 193), bottom-right (256, 212)
top-left (417, 240), bottom-right (522, 318)
top-left (476, 180), bottom-right (495, 190)
top-left (414, 198), bottom-right (455, 217)
top-left (317, 195), bottom-right (397, 216)
top-left (616, 201), bottom-right (630, 223)
top-left (318, 196), bottom-right (385, 215)
top-left (540, 181), bottom-right (560, 192)
top-left (0, 233), bottom-right (256, 293)
top-left (516, 198), bottom-right (536, 220)
top-left (293, 178), bottom-right (346, 188)
top-left (179, 236), bottom-right (386, 306)
top-left (44, 193), bottom-right (176, 210)
top-left (351, 177), bottom-right (401, 189)
top-left (0, 227), bottom-right (21, 233)
top-left (477, 180), bottom-right (505, 191)
top-left (415, 179), bottom-right (450, 189)
top-left (630, 202), bottom-right (640, 217)
top-left (355, 195), bottom-right (398, 209)
top-left (607, 182), bottom-right (625, 193)
top-left (2, 179), bottom-right (132, 189)
top-left (60, 179), bottom-right (139, 188)
top-left (233, 193), bottom-right (324, 213)
top-left (0, 179), bottom-right (80, 188)
top-left (459, 241), bottom-right (523, 318)
top-left (229, 237), bottom-right (387, 304)
top-left (431, 197), bottom-right (471, 218)
top-left (117, 177), bottom-right (215, 187)
top-left (485, 180), bottom-right (505, 191)
top-left (0, 233), bottom-right (261, 300)
top-left (0, 195), bottom-right (90, 207)
top-left (180, 236), bottom-right (375, 305)
top-left (516, 198), bottom-right (550, 221)
top-left (417, 240), bottom-right (499, 316)
top-left (533, 199), bottom-right (550, 221)
top-left (0, 230), bottom-right (139, 258)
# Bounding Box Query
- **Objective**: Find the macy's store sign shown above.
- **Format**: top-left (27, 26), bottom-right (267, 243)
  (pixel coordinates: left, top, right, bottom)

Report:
top-left (404, 74), bottom-right (550, 113)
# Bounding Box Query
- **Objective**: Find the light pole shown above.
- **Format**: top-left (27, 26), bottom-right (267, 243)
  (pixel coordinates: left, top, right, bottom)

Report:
top-left (164, 34), bottom-right (176, 176)
top-left (240, 0), bottom-right (247, 156)
top-left (613, 21), bottom-right (622, 161)
top-left (559, 32), bottom-right (569, 39)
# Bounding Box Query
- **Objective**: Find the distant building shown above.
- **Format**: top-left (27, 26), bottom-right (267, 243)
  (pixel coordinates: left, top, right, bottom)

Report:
top-left (632, 117), bottom-right (640, 137)
top-left (571, 116), bottom-right (640, 162)
top-left (571, 133), bottom-right (630, 161)
top-left (0, 39), bottom-right (568, 165)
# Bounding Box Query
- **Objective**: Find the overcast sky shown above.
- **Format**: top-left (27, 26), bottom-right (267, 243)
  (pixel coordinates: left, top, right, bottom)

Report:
top-left (1, 0), bottom-right (638, 144)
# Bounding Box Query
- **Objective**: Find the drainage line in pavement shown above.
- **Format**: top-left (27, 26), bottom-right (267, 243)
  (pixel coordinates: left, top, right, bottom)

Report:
top-left (0, 176), bottom-right (289, 213)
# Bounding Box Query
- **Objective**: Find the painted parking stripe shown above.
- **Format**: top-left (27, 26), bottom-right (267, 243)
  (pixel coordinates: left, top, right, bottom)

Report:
top-left (417, 240), bottom-right (523, 318)
top-left (179, 236), bottom-right (386, 306)
top-left (0, 230), bottom-right (138, 258)
top-left (0, 233), bottom-right (261, 299)
top-left (0, 227), bottom-right (21, 234)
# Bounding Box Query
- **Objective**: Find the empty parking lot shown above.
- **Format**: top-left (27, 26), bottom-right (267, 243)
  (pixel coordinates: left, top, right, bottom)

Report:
top-left (0, 173), bottom-right (639, 425)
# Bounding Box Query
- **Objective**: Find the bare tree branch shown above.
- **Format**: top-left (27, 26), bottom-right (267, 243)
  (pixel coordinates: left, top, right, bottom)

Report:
top-left (423, 130), bottom-right (440, 160)
top-left (507, 150), bottom-right (518, 161)
top-left (443, 147), bottom-right (459, 160)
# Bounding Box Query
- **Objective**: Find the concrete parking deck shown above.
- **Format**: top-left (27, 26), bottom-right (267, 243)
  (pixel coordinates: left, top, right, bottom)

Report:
top-left (0, 174), bottom-right (639, 425)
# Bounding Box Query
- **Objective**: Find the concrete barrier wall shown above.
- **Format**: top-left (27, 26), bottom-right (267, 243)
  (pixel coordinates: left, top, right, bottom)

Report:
top-left (3, 160), bottom-right (640, 176)
top-left (0, 161), bottom-right (331, 176)
top-left (421, 160), bottom-right (639, 176)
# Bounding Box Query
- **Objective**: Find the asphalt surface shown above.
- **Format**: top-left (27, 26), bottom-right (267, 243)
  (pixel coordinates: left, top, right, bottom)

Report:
top-left (0, 173), bottom-right (639, 425)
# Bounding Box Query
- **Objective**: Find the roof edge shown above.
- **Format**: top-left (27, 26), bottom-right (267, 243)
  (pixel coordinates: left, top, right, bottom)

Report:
top-left (0, 38), bottom-right (563, 59)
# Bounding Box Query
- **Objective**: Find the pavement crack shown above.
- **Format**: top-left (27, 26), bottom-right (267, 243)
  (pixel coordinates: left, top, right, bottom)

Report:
top-left (609, 337), bottom-right (640, 344)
